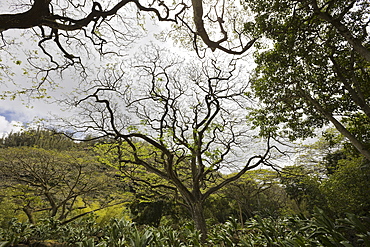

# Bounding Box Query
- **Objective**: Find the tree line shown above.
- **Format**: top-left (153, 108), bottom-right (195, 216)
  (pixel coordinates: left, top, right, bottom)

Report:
top-left (0, 128), bottom-right (369, 239)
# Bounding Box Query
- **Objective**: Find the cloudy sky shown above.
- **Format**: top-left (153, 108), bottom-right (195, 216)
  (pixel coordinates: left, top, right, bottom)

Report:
top-left (0, 1), bottom-right (167, 137)
top-left (0, 0), bottom-right (256, 138)
top-left (0, 28), bottom-right (78, 137)
top-left (0, 1), bottom-right (75, 136)
top-left (0, 91), bottom-right (66, 136)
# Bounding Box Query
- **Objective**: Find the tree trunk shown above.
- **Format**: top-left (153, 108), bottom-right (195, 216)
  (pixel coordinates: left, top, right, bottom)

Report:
top-left (237, 202), bottom-right (244, 228)
top-left (191, 201), bottom-right (208, 242)
top-left (310, 3), bottom-right (370, 62)
top-left (23, 206), bottom-right (35, 224)
top-left (299, 88), bottom-right (370, 161)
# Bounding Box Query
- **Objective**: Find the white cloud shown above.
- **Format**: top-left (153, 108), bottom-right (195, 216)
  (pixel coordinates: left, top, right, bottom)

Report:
top-left (0, 116), bottom-right (22, 136)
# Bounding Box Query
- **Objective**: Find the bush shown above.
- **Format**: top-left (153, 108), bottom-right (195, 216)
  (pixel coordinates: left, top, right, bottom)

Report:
top-left (1, 209), bottom-right (369, 246)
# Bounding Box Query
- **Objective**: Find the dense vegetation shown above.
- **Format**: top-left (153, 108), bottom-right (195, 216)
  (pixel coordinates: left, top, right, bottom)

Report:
top-left (0, 129), bottom-right (369, 246)
top-left (0, 0), bottom-right (369, 246)
top-left (1, 209), bottom-right (370, 246)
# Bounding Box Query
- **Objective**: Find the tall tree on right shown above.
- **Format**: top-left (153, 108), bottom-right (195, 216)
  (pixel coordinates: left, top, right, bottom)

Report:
top-left (281, 129), bottom-right (370, 217)
top-left (244, 0), bottom-right (370, 160)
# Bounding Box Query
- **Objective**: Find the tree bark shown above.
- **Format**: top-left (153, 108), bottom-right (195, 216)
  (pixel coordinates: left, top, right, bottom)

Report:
top-left (300, 89), bottom-right (370, 161)
top-left (23, 206), bottom-right (35, 224)
top-left (191, 201), bottom-right (208, 242)
top-left (329, 55), bottom-right (370, 119)
top-left (0, 0), bottom-right (51, 31)
top-left (310, 0), bottom-right (370, 62)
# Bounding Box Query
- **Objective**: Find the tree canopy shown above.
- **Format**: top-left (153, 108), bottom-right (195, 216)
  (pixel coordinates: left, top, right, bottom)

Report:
top-left (0, 0), bottom-right (255, 66)
top-left (244, 0), bottom-right (370, 160)
top-left (64, 47), bottom-right (278, 240)
top-left (0, 129), bottom-right (127, 225)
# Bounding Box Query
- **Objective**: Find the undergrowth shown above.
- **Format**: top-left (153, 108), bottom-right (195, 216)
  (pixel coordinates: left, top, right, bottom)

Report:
top-left (1, 208), bottom-right (369, 247)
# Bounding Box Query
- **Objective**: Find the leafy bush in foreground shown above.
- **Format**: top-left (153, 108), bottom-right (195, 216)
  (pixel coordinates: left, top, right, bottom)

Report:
top-left (1, 209), bottom-right (369, 246)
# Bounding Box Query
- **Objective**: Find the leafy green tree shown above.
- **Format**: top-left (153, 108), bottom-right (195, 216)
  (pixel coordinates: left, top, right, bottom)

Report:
top-left (0, 146), bottom-right (123, 224)
top-left (0, 128), bottom-right (76, 150)
top-left (322, 155), bottom-right (370, 217)
top-left (216, 169), bottom-right (288, 222)
top-left (280, 165), bottom-right (327, 215)
top-left (284, 128), bottom-right (370, 217)
top-left (244, 0), bottom-right (370, 160)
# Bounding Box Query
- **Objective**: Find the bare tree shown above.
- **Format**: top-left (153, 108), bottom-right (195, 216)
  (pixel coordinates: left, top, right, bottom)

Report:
top-left (65, 47), bottom-right (275, 240)
top-left (0, 0), bottom-right (256, 64)
top-left (0, 0), bottom-right (256, 103)
top-left (0, 146), bottom-right (123, 224)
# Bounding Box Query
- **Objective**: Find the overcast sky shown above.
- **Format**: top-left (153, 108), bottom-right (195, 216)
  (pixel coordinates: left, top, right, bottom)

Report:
top-left (0, 0), bottom-right (257, 139)
top-left (0, 1), bottom-right (168, 137)
top-left (0, 0), bottom-right (53, 135)
top-left (0, 26), bottom-right (82, 137)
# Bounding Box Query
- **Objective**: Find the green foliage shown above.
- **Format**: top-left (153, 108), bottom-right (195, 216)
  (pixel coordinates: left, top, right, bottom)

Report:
top-left (342, 113), bottom-right (370, 153)
top-left (207, 169), bottom-right (289, 223)
top-left (130, 201), bottom-right (165, 227)
top-left (0, 145), bottom-right (123, 224)
top-left (240, 208), bottom-right (370, 246)
top-left (0, 219), bottom-right (32, 246)
top-left (1, 211), bottom-right (369, 246)
top-left (128, 228), bottom-right (154, 247)
top-left (95, 142), bottom-right (189, 226)
top-left (0, 216), bottom-right (102, 246)
top-left (1, 130), bottom-right (368, 246)
top-left (0, 128), bottom-right (76, 150)
top-left (244, 0), bottom-right (370, 157)
top-left (207, 217), bottom-right (241, 246)
top-left (321, 156), bottom-right (370, 216)
top-left (75, 218), bottom-right (201, 247)
top-left (280, 165), bottom-right (327, 215)
top-left (280, 129), bottom-right (370, 218)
